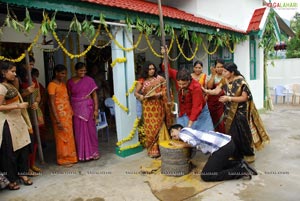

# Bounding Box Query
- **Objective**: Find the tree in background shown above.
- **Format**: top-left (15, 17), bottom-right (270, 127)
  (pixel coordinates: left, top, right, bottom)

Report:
top-left (286, 12), bottom-right (300, 58)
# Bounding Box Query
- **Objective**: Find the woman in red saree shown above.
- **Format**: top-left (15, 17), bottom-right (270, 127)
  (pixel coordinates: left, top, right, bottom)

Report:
top-left (47, 64), bottom-right (78, 166)
top-left (135, 62), bottom-right (170, 158)
top-left (206, 59), bottom-right (225, 133)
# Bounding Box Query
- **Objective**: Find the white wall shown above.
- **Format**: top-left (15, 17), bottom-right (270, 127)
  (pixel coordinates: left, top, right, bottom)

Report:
top-left (147, 0), bottom-right (263, 31)
top-left (231, 39), bottom-right (265, 109)
top-left (267, 58), bottom-right (300, 87)
top-left (196, 0), bottom-right (263, 31)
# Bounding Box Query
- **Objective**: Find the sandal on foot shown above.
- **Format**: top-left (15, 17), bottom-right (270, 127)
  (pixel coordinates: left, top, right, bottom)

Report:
top-left (31, 165), bottom-right (42, 173)
top-left (93, 155), bottom-right (100, 160)
top-left (62, 163), bottom-right (74, 168)
top-left (28, 168), bottom-right (39, 177)
top-left (7, 182), bottom-right (20, 190)
top-left (19, 176), bottom-right (33, 186)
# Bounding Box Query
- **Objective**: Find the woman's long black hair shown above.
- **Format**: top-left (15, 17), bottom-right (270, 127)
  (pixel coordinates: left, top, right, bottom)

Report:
top-left (224, 62), bottom-right (244, 78)
top-left (0, 61), bottom-right (16, 83)
top-left (52, 64), bottom-right (67, 80)
top-left (140, 61), bottom-right (158, 79)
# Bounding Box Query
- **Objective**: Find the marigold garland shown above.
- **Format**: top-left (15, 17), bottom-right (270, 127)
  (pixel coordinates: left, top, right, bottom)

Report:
top-left (111, 57), bottom-right (127, 68)
top-left (175, 35), bottom-right (198, 61)
top-left (225, 41), bottom-right (236, 53)
top-left (119, 141), bottom-right (141, 151)
top-left (116, 117), bottom-right (140, 147)
top-left (145, 34), bottom-right (163, 58)
top-left (0, 28), bottom-right (42, 62)
top-left (126, 81), bottom-right (137, 96)
top-left (52, 24), bottom-right (100, 59)
top-left (112, 95), bottom-right (129, 112)
top-left (202, 42), bottom-right (219, 55)
top-left (105, 25), bottom-right (142, 52)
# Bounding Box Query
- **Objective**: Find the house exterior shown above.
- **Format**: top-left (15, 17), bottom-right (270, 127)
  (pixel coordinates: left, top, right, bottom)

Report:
top-left (0, 0), bottom-right (293, 156)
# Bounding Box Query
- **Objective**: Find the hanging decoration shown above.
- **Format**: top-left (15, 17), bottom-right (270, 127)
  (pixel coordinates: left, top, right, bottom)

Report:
top-left (110, 57), bottom-right (127, 68)
top-left (116, 117), bottom-right (140, 147)
top-left (126, 81), bottom-right (138, 96)
top-left (0, 5), bottom-right (249, 150)
top-left (112, 95), bottom-right (129, 112)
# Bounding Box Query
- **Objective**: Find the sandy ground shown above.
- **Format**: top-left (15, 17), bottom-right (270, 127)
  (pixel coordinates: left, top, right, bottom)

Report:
top-left (0, 103), bottom-right (300, 201)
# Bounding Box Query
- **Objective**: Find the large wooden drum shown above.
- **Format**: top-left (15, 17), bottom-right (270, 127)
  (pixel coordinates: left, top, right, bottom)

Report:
top-left (159, 140), bottom-right (192, 177)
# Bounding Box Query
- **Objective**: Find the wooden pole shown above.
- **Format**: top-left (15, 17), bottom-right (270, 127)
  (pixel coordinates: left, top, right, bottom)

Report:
top-left (25, 51), bottom-right (45, 164)
top-left (157, 0), bottom-right (170, 102)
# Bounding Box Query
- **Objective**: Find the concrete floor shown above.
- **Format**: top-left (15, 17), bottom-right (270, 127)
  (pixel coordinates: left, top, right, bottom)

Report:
top-left (1, 104), bottom-right (299, 201)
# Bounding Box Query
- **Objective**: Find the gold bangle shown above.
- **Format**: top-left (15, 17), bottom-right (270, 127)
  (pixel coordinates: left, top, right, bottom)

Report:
top-left (228, 97), bottom-right (232, 102)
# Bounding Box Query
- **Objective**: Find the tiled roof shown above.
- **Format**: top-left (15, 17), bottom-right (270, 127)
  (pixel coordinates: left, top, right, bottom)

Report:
top-left (82, 0), bottom-right (245, 33)
top-left (247, 7), bottom-right (267, 32)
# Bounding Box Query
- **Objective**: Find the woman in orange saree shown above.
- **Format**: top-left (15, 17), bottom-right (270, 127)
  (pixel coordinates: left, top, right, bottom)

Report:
top-left (135, 62), bottom-right (171, 158)
top-left (47, 64), bottom-right (78, 166)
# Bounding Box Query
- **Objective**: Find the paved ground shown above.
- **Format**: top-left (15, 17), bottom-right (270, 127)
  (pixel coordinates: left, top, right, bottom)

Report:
top-left (1, 104), bottom-right (300, 201)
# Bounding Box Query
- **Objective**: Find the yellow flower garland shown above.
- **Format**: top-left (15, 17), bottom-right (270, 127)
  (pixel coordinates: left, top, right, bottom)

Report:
top-left (105, 25), bottom-right (142, 52)
top-left (111, 57), bottom-right (127, 68)
top-left (116, 117), bottom-right (140, 146)
top-left (145, 34), bottom-right (163, 58)
top-left (112, 95), bottom-right (129, 112)
top-left (126, 81), bottom-right (137, 96)
top-left (0, 28), bottom-right (42, 62)
top-left (175, 35), bottom-right (198, 61)
top-left (119, 141), bottom-right (141, 151)
top-left (226, 41), bottom-right (236, 53)
top-left (202, 42), bottom-right (219, 55)
top-left (52, 24), bottom-right (100, 59)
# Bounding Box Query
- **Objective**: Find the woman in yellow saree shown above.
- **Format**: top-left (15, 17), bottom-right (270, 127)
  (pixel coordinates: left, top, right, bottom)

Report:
top-left (135, 62), bottom-right (171, 158)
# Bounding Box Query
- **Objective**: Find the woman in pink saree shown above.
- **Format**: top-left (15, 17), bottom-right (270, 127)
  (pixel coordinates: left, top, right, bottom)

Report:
top-left (67, 62), bottom-right (100, 161)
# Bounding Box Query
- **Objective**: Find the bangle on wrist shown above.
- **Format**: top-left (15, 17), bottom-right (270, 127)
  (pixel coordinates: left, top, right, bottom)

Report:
top-left (228, 97), bottom-right (232, 102)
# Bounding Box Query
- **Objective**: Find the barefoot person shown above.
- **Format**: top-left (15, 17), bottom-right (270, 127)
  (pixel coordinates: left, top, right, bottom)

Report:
top-left (48, 64), bottom-right (78, 167)
top-left (134, 62), bottom-right (171, 158)
top-left (67, 62), bottom-right (100, 161)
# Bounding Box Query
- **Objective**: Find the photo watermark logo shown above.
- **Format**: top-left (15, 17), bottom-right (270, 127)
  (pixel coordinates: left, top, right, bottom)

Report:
top-left (266, 1), bottom-right (298, 10)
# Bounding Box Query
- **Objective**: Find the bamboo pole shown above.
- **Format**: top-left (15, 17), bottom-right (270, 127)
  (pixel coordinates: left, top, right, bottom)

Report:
top-left (157, 0), bottom-right (170, 102)
top-left (25, 51), bottom-right (45, 164)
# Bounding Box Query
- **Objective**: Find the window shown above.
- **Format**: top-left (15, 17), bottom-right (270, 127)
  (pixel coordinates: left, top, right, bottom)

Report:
top-left (249, 36), bottom-right (256, 80)
top-left (208, 41), bottom-right (233, 72)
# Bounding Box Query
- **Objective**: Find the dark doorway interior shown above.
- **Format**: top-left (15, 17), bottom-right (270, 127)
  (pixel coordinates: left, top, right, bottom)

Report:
top-left (85, 45), bottom-right (113, 115)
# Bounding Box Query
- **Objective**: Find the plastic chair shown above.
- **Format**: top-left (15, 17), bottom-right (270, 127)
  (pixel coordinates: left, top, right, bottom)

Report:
top-left (96, 110), bottom-right (109, 142)
top-left (284, 84), bottom-right (294, 104)
top-left (104, 98), bottom-right (115, 125)
top-left (292, 83), bottom-right (300, 104)
top-left (274, 85), bottom-right (287, 104)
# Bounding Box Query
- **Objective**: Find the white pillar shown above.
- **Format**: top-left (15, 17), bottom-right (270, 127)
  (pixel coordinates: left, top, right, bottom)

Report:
top-left (110, 26), bottom-right (139, 150)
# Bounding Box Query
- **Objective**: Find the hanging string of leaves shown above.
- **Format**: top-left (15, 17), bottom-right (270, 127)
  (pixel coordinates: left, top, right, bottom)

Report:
top-left (0, 4), bottom-right (247, 58)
